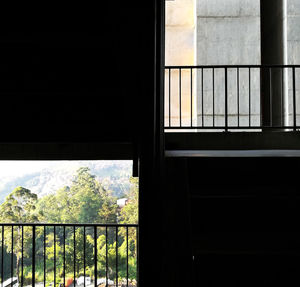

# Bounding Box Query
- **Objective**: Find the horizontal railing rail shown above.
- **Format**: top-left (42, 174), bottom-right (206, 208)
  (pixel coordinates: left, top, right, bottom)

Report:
top-left (165, 65), bottom-right (300, 69)
top-left (164, 65), bottom-right (300, 132)
top-left (0, 223), bottom-right (139, 287)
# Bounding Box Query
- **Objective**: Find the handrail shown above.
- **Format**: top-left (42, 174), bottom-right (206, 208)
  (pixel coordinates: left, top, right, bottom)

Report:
top-left (164, 65), bottom-right (300, 131)
top-left (165, 64), bottom-right (300, 69)
top-left (0, 222), bottom-right (138, 227)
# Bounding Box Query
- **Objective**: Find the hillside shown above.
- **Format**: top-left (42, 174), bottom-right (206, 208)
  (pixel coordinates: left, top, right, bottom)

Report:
top-left (0, 160), bottom-right (132, 203)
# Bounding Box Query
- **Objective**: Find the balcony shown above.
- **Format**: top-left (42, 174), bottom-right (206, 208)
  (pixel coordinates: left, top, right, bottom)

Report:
top-left (164, 0), bottom-right (300, 153)
top-left (0, 223), bottom-right (138, 287)
top-left (164, 65), bottom-right (300, 152)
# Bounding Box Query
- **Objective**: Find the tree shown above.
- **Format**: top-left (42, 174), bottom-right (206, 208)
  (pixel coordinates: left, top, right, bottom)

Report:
top-left (98, 189), bottom-right (118, 224)
top-left (119, 177), bottom-right (138, 225)
top-left (119, 178), bottom-right (138, 257)
top-left (36, 186), bottom-right (71, 223)
top-left (68, 167), bottom-right (103, 224)
top-left (0, 186), bottom-right (39, 284)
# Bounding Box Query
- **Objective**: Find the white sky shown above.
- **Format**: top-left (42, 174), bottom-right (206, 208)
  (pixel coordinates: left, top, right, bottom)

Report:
top-left (0, 161), bottom-right (58, 178)
top-left (0, 160), bottom-right (132, 179)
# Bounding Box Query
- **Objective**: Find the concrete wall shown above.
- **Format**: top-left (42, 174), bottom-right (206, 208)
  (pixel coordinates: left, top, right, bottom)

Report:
top-left (288, 0), bottom-right (300, 65)
top-left (196, 0), bottom-right (261, 65)
top-left (165, 0), bottom-right (197, 127)
top-left (196, 0), bottom-right (261, 128)
top-left (165, 0), bottom-right (300, 129)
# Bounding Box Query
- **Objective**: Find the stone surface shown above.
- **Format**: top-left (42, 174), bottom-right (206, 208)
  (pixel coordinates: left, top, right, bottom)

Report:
top-left (287, 0), bottom-right (300, 64)
top-left (165, 0), bottom-right (300, 128)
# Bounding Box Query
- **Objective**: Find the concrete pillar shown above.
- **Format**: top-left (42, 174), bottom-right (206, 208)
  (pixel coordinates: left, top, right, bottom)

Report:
top-left (261, 0), bottom-right (288, 128)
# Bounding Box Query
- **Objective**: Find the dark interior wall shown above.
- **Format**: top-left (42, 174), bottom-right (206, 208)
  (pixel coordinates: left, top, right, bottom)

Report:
top-left (0, 3), bottom-right (147, 143)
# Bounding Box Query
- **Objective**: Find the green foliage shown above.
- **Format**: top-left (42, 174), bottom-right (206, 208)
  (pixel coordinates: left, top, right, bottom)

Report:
top-left (87, 232), bottom-right (137, 280)
top-left (120, 177), bottom-right (138, 225)
top-left (0, 187), bottom-right (40, 283)
top-left (37, 167), bottom-right (118, 224)
top-left (0, 186), bottom-right (39, 223)
top-left (0, 167), bottom-right (138, 283)
top-left (119, 177), bottom-right (139, 254)
top-left (36, 187), bottom-right (70, 223)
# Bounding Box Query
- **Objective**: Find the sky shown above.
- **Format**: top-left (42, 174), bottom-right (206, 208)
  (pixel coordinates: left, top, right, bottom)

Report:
top-left (0, 161), bottom-right (58, 178)
top-left (0, 160), bottom-right (132, 179)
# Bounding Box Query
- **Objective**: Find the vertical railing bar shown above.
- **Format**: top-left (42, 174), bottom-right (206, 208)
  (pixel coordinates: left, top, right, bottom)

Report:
top-left (191, 68), bottom-right (193, 127)
top-left (169, 68), bottom-right (171, 127)
top-left (63, 226), bottom-right (66, 287)
top-left (21, 225), bottom-right (24, 287)
top-left (54, 226), bottom-right (56, 287)
top-left (237, 67), bottom-right (240, 127)
top-left (84, 226), bottom-right (86, 287)
top-left (179, 68), bottom-right (182, 127)
top-left (106, 226), bottom-right (108, 287)
top-left (202, 68), bottom-right (204, 127)
top-left (126, 227), bottom-right (129, 287)
top-left (260, 68), bottom-right (262, 127)
top-left (32, 225), bottom-right (35, 287)
top-left (213, 68), bottom-right (215, 127)
top-left (11, 226), bottom-right (13, 286)
top-left (44, 226), bottom-right (46, 287)
top-left (74, 226), bottom-right (76, 287)
top-left (116, 226), bottom-right (118, 287)
top-left (136, 226), bottom-right (139, 287)
top-left (270, 68), bottom-right (273, 127)
top-left (225, 67), bottom-right (228, 131)
top-left (281, 67), bottom-right (284, 126)
top-left (293, 67), bottom-right (297, 130)
top-left (1, 226), bottom-right (3, 287)
top-left (94, 226), bottom-right (97, 287)
top-left (249, 67), bottom-right (251, 127)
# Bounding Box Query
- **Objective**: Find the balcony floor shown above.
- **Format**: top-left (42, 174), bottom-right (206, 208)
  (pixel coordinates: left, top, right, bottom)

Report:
top-left (165, 131), bottom-right (300, 152)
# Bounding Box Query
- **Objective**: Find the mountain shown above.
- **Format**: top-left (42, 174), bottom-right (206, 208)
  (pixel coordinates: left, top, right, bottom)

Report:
top-left (0, 160), bottom-right (133, 203)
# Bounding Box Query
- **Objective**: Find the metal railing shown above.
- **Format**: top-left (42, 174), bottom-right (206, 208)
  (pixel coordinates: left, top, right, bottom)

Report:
top-left (164, 65), bottom-right (300, 132)
top-left (0, 223), bottom-right (138, 287)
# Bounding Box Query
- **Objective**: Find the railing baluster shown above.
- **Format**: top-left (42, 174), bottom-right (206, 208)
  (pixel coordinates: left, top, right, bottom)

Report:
top-left (213, 68), bottom-right (215, 127)
top-left (249, 67), bottom-right (251, 127)
top-left (260, 67), bottom-right (262, 127)
top-left (202, 68), bottom-right (204, 127)
top-left (94, 226), bottom-right (97, 287)
top-left (237, 67), bottom-right (240, 127)
top-left (116, 226), bottom-right (118, 287)
top-left (22, 225), bottom-right (24, 287)
top-left (282, 67), bottom-right (284, 126)
top-left (169, 68), bottom-right (171, 127)
top-left (269, 67), bottom-right (272, 127)
top-left (44, 226), bottom-right (46, 287)
top-left (191, 68), bottom-right (193, 127)
top-left (179, 68), bottom-right (182, 127)
top-left (32, 225), bottom-right (35, 287)
top-left (54, 226), bottom-right (56, 287)
top-left (84, 226), bottom-right (86, 287)
top-left (106, 226), bottom-right (108, 287)
top-left (136, 226), bottom-right (139, 287)
top-left (63, 226), bottom-right (66, 287)
top-left (11, 226), bottom-right (13, 286)
top-left (293, 67), bottom-right (297, 131)
top-left (225, 67), bottom-right (228, 131)
top-left (74, 226), bottom-right (76, 287)
top-left (1, 226), bottom-right (3, 287)
top-left (126, 227), bottom-right (129, 287)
